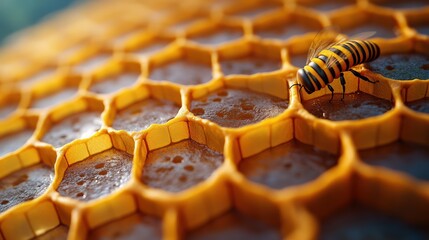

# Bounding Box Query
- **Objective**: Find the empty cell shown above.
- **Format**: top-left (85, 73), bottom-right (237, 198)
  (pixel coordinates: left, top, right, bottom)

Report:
top-left (0, 103), bottom-right (18, 119)
top-left (303, 91), bottom-right (392, 121)
top-left (239, 139), bottom-right (337, 189)
top-left (170, 19), bottom-right (198, 33)
top-left (113, 98), bottom-right (180, 132)
top-left (406, 98), bottom-right (429, 114)
top-left (31, 88), bottom-right (77, 109)
top-left (88, 213), bottom-right (162, 240)
top-left (256, 23), bottom-right (318, 40)
top-left (149, 60), bottom-right (212, 85)
top-left (359, 141), bottom-right (429, 181)
top-left (319, 205), bottom-right (429, 240)
top-left (413, 24), bottom-right (429, 36)
top-left (233, 5), bottom-right (279, 19)
top-left (342, 24), bottom-right (396, 39)
top-left (371, 0), bottom-right (428, 9)
top-left (74, 54), bottom-right (110, 74)
top-left (89, 72), bottom-right (139, 94)
top-left (290, 53), bottom-right (308, 68)
top-left (190, 29), bottom-right (242, 46)
top-left (367, 53), bottom-right (429, 80)
top-left (191, 88), bottom-right (288, 128)
top-left (20, 68), bottom-right (55, 87)
top-left (220, 57), bottom-right (282, 75)
top-left (0, 163), bottom-right (53, 213)
top-left (141, 140), bottom-right (223, 192)
top-left (57, 149), bottom-right (133, 201)
top-left (42, 112), bottom-right (102, 148)
top-left (133, 41), bottom-right (170, 58)
top-left (186, 211), bottom-right (281, 240)
top-left (303, 0), bottom-right (354, 12)
top-left (0, 129), bottom-right (33, 156)
top-left (34, 225), bottom-right (69, 240)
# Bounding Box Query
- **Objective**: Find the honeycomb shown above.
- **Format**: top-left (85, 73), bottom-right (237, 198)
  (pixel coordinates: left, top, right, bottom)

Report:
top-left (0, 0), bottom-right (429, 239)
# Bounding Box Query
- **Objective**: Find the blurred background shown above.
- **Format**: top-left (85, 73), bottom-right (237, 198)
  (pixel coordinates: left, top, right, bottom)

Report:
top-left (0, 0), bottom-right (82, 44)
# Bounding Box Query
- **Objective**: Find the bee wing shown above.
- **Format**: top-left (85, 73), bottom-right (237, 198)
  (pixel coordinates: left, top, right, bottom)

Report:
top-left (306, 28), bottom-right (344, 65)
top-left (347, 31), bottom-right (376, 40)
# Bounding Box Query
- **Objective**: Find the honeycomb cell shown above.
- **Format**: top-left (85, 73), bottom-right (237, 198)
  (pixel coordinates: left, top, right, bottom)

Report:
top-left (88, 213), bottom-right (162, 240)
top-left (331, 9), bottom-right (398, 39)
top-left (191, 88), bottom-right (288, 128)
top-left (238, 139), bottom-right (338, 189)
top-left (367, 53), bottom-right (429, 80)
top-left (370, 0), bottom-right (428, 9)
top-left (0, 129), bottom-right (33, 156)
top-left (231, 4), bottom-right (281, 20)
top-left (189, 28), bottom-right (242, 46)
top-left (0, 103), bottom-right (18, 119)
top-left (20, 68), bottom-right (55, 88)
top-left (0, 163), bottom-right (53, 213)
top-left (256, 22), bottom-right (318, 41)
top-left (319, 205), bottom-right (429, 240)
top-left (42, 111), bottom-right (102, 148)
top-left (112, 98), bottom-right (180, 132)
top-left (186, 211), bottom-right (281, 240)
top-left (290, 52), bottom-right (308, 68)
top-left (57, 148), bottom-right (133, 201)
top-left (302, 91), bottom-right (393, 121)
top-left (141, 139), bottom-right (223, 192)
top-left (30, 87), bottom-right (77, 109)
top-left (34, 225), bottom-right (69, 240)
top-left (298, 0), bottom-right (355, 12)
top-left (149, 59), bottom-right (212, 85)
top-left (220, 56), bottom-right (282, 75)
top-left (406, 98), bottom-right (429, 114)
top-left (74, 53), bottom-right (111, 74)
top-left (359, 141), bottom-right (429, 181)
top-left (132, 40), bottom-right (170, 58)
top-left (89, 72), bottom-right (139, 94)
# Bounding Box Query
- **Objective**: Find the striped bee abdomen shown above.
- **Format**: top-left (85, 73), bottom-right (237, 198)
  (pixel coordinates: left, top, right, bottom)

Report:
top-left (297, 40), bottom-right (380, 94)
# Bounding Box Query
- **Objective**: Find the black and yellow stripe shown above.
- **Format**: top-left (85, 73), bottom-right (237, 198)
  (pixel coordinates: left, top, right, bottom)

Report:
top-left (298, 40), bottom-right (380, 94)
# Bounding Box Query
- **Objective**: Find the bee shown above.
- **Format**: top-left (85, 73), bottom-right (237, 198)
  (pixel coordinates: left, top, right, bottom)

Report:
top-left (291, 29), bottom-right (380, 101)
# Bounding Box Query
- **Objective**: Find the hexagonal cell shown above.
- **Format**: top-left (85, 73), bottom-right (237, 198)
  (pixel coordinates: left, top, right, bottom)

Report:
top-left (187, 20), bottom-right (243, 46)
top-left (29, 75), bottom-right (80, 110)
top-left (319, 204), bottom-right (429, 240)
top-left (68, 46), bottom-right (113, 75)
top-left (367, 53), bottom-right (429, 80)
top-left (0, 115), bottom-right (37, 157)
top-left (89, 212), bottom-right (162, 239)
top-left (297, 0), bottom-right (355, 12)
top-left (191, 88), bottom-right (288, 128)
top-left (57, 132), bottom-right (134, 201)
top-left (406, 11), bottom-right (429, 36)
top-left (218, 42), bottom-right (283, 75)
top-left (359, 141), bottom-right (429, 181)
top-left (253, 11), bottom-right (322, 41)
top-left (129, 39), bottom-right (172, 58)
top-left (370, 0), bottom-right (428, 9)
top-left (238, 139), bottom-right (338, 189)
top-left (406, 98), bottom-right (429, 114)
top-left (39, 97), bottom-right (104, 148)
top-left (18, 67), bottom-right (57, 89)
top-left (302, 91), bottom-right (393, 121)
top-left (330, 8), bottom-right (399, 39)
top-left (0, 91), bottom-right (20, 120)
top-left (148, 46), bottom-right (213, 86)
top-left (110, 84), bottom-right (181, 132)
top-left (186, 210), bottom-right (281, 240)
top-left (226, 2), bottom-right (282, 20)
top-left (0, 147), bottom-right (55, 213)
top-left (0, 200), bottom-right (69, 240)
top-left (142, 139), bottom-right (223, 192)
top-left (88, 60), bottom-right (141, 95)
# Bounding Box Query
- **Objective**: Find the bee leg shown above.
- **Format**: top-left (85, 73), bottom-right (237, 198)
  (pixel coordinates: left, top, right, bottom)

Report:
top-left (340, 72), bottom-right (346, 101)
top-left (349, 69), bottom-right (377, 83)
top-left (327, 84), bottom-right (334, 103)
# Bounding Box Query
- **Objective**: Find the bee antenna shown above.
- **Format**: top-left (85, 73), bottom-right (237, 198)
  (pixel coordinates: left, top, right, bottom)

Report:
top-left (289, 83), bottom-right (302, 89)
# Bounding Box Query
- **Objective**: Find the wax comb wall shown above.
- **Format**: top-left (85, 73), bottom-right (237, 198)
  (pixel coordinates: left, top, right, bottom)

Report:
top-left (0, 0), bottom-right (429, 239)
